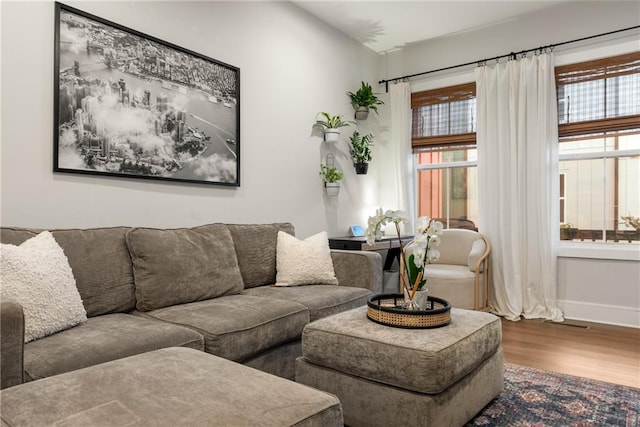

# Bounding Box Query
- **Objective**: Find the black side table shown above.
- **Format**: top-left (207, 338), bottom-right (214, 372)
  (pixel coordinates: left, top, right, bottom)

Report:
top-left (328, 236), bottom-right (412, 270)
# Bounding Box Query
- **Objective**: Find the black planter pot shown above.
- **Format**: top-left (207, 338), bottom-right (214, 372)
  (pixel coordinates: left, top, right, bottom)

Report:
top-left (354, 162), bottom-right (369, 175)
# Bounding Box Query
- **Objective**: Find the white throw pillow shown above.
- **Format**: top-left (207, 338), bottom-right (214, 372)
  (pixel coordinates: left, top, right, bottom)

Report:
top-left (0, 231), bottom-right (87, 342)
top-left (275, 231), bottom-right (338, 287)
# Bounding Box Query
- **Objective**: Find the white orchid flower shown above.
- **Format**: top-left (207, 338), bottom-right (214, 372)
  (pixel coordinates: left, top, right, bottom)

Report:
top-left (415, 216), bottom-right (431, 234)
top-left (428, 248), bottom-right (440, 263)
top-left (432, 221), bottom-right (444, 235)
top-left (392, 210), bottom-right (408, 223)
top-left (365, 207), bottom-right (408, 245)
top-left (413, 233), bottom-right (429, 247)
top-left (411, 248), bottom-right (426, 268)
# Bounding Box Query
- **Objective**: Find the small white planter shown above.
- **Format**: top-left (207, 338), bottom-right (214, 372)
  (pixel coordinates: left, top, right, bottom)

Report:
top-left (324, 182), bottom-right (340, 197)
top-left (355, 106), bottom-right (369, 120)
top-left (324, 129), bottom-right (340, 143)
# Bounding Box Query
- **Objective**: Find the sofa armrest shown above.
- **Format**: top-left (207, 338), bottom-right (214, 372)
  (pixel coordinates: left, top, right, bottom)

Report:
top-left (1, 298), bottom-right (24, 389)
top-left (330, 250), bottom-right (383, 294)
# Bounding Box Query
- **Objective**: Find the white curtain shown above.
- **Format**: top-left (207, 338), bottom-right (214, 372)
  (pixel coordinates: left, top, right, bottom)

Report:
top-left (389, 81), bottom-right (415, 233)
top-left (475, 53), bottom-right (564, 321)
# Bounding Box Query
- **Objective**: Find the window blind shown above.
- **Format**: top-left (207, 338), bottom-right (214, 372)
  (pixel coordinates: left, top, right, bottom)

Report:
top-left (411, 82), bottom-right (476, 151)
top-left (556, 51), bottom-right (640, 139)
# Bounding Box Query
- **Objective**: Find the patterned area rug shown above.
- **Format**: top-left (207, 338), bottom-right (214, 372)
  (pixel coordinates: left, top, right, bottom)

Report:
top-left (467, 363), bottom-right (640, 426)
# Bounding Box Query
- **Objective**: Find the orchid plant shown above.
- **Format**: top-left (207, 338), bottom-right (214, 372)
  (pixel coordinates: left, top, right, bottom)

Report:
top-left (366, 208), bottom-right (443, 302)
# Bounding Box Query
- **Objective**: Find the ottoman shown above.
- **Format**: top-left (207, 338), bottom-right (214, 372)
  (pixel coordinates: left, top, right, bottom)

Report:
top-left (295, 306), bottom-right (503, 427)
top-left (0, 347), bottom-right (343, 427)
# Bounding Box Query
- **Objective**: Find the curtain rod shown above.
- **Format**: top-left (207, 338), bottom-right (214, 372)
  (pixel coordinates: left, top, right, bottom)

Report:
top-left (378, 25), bottom-right (640, 92)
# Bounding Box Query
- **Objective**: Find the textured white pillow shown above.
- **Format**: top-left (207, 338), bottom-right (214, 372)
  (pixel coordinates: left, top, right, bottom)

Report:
top-left (0, 231), bottom-right (87, 342)
top-left (275, 231), bottom-right (338, 287)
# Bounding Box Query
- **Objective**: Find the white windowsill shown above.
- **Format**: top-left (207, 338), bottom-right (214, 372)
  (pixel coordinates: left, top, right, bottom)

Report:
top-left (558, 242), bottom-right (640, 261)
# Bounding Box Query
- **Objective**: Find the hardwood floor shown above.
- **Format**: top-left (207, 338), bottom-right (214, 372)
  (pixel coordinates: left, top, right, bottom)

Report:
top-left (500, 317), bottom-right (640, 389)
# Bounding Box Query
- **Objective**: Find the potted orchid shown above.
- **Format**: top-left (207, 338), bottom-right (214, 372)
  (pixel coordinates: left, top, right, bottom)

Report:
top-left (366, 208), bottom-right (443, 310)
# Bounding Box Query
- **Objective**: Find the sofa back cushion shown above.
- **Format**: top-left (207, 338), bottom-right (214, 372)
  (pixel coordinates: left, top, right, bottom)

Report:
top-left (227, 223), bottom-right (295, 288)
top-left (126, 224), bottom-right (244, 311)
top-left (0, 227), bottom-right (136, 317)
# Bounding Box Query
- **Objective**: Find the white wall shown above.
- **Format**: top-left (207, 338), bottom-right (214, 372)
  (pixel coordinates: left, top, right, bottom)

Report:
top-left (380, 1), bottom-right (640, 327)
top-left (1, 0), bottom-right (382, 238)
top-left (558, 254), bottom-right (640, 328)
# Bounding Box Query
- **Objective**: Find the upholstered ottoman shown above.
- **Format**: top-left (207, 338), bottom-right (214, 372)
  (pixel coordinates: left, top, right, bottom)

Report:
top-left (0, 347), bottom-right (343, 426)
top-left (295, 306), bottom-right (503, 426)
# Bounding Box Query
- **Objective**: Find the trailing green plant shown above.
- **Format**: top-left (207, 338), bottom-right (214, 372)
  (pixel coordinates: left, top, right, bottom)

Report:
top-left (347, 82), bottom-right (384, 114)
top-left (349, 130), bottom-right (374, 164)
top-left (319, 164), bottom-right (343, 183)
top-left (315, 112), bottom-right (352, 130)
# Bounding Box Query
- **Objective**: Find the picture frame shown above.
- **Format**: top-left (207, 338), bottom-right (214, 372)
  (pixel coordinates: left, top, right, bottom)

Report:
top-left (54, 2), bottom-right (240, 187)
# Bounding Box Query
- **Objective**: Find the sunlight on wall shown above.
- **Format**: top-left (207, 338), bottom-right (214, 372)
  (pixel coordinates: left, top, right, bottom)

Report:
top-left (361, 184), bottom-right (378, 230)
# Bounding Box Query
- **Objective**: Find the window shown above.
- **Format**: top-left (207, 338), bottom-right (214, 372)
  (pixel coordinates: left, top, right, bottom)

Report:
top-left (416, 150), bottom-right (478, 230)
top-left (556, 52), bottom-right (640, 243)
top-left (412, 83), bottom-right (478, 230)
top-left (411, 52), bottom-right (640, 243)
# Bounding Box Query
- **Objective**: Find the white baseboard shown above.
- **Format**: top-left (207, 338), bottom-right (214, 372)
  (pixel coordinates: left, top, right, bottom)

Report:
top-left (557, 300), bottom-right (640, 328)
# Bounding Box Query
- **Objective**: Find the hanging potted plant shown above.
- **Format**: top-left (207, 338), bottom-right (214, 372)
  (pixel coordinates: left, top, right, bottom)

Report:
top-left (347, 81), bottom-right (384, 120)
top-left (315, 112), bottom-right (352, 143)
top-left (349, 130), bottom-right (374, 174)
top-left (319, 164), bottom-right (343, 197)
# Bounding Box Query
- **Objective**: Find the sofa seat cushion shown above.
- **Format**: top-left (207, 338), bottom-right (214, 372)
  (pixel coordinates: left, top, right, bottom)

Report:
top-left (23, 313), bottom-right (204, 381)
top-left (242, 285), bottom-right (372, 321)
top-left (0, 348), bottom-right (343, 427)
top-left (138, 295), bottom-right (309, 362)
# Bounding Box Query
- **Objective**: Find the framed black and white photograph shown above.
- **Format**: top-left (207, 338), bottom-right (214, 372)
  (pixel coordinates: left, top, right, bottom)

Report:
top-left (54, 2), bottom-right (240, 186)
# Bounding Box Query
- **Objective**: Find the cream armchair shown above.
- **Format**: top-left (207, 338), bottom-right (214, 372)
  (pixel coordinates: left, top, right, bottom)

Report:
top-left (423, 229), bottom-right (490, 310)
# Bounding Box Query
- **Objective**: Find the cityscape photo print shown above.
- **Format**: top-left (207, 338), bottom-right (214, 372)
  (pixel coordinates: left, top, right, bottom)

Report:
top-left (54, 4), bottom-right (240, 186)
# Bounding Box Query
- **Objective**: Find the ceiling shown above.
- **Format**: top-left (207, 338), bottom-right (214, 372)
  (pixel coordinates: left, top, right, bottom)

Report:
top-left (292, 1), bottom-right (571, 54)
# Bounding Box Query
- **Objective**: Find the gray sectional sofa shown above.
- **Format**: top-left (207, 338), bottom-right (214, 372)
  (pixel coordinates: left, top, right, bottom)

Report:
top-left (0, 223), bottom-right (382, 390)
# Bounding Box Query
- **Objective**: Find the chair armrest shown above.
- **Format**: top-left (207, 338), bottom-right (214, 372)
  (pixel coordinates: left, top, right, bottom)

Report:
top-left (468, 238), bottom-right (489, 272)
top-left (331, 250), bottom-right (383, 294)
top-left (1, 298), bottom-right (24, 389)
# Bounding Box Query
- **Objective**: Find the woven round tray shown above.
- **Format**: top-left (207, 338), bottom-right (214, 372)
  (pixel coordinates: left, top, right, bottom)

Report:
top-left (366, 293), bottom-right (451, 329)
